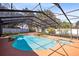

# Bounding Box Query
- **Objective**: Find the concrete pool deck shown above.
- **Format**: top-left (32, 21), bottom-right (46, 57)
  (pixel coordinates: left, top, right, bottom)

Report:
top-left (0, 32), bottom-right (79, 56)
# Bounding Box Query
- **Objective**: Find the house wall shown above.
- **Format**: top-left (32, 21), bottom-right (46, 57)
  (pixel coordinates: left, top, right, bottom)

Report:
top-left (55, 29), bottom-right (79, 36)
top-left (35, 27), bottom-right (42, 32)
top-left (3, 28), bottom-right (29, 33)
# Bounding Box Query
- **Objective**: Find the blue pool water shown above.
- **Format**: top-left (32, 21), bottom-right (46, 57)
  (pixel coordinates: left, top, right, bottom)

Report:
top-left (12, 35), bottom-right (72, 51)
top-left (12, 35), bottom-right (57, 51)
top-left (59, 39), bottom-right (72, 45)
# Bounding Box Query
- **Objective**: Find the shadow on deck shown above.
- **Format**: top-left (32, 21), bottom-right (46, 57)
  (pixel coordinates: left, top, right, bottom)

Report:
top-left (0, 38), bottom-right (38, 56)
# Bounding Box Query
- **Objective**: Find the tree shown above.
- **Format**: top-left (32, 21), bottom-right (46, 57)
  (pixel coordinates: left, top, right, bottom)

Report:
top-left (61, 21), bottom-right (71, 28)
top-left (76, 21), bottom-right (79, 28)
top-left (36, 10), bottom-right (61, 28)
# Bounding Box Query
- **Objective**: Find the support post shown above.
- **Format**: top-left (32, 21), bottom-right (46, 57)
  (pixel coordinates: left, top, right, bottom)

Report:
top-left (77, 27), bottom-right (79, 40)
top-left (0, 18), bottom-right (3, 37)
top-left (70, 24), bottom-right (73, 40)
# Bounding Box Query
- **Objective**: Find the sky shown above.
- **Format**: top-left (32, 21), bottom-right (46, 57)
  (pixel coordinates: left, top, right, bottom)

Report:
top-left (12, 3), bottom-right (79, 23)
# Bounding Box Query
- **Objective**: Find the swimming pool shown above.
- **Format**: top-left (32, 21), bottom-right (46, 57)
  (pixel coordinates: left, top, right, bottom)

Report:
top-left (12, 35), bottom-right (72, 51)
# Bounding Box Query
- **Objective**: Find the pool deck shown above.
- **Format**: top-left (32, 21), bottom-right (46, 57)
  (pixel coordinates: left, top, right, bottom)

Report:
top-left (0, 32), bottom-right (79, 56)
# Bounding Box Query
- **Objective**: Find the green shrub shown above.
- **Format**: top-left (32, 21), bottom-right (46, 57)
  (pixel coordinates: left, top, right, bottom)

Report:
top-left (47, 27), bottom-right (55, 35)
top-left (29, 29), bottom-right (35, 32)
